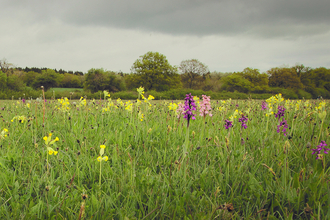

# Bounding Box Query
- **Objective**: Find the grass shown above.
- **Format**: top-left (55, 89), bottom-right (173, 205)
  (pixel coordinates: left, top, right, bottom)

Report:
top-left (0, 95), bottom-right (329, 219)
top-left (49, 88), bottom-right (83, 92)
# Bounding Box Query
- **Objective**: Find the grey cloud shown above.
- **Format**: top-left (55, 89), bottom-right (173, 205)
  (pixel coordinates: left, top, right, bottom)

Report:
top-left (4, 0), bottom-right (330, 38)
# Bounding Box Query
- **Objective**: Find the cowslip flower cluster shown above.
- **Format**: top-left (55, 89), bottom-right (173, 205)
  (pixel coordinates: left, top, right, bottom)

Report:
top-left (137, 86), bottom-right (144, 99)
top-left (97, 145), bottom-right (109, 162)
top-left (183, 93), bottom-right (197, 127)
top-left (199, 95), bottom-right (213, 118)
top-left (57, 97), bottom-right (70, 112)
top-left (275, 106), bottom-right (286, 120)
top-left (168, 102), bottom-right (178, 111)
top-left (224, 120), bottom-right (233, 129)
top-left (43, 133), bottom-right (59, 155)
top-left (0, 128), bottom-right (8, 140)
top-left (11, 115), bottom-right (27, 123)
top-left (311, 141), bottom-right (329, 160)
top-left (238, 115), bottom-right (248, 129)
top-left (276, 118), bottom-right (288, 136)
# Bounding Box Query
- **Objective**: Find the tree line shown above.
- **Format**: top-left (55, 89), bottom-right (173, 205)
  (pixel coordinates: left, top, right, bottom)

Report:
top-left (1, 52), bottom-right (330, 99)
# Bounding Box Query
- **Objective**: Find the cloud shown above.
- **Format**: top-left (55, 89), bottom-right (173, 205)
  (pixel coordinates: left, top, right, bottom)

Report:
top-left (4, 0), bottom-right (330, 38)
top-left (1, 0), bottom-right (329, 73)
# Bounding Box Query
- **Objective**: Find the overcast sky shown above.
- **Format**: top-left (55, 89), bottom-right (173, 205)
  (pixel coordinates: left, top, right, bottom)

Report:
top-left (1, 0), bottom-right (330, 74)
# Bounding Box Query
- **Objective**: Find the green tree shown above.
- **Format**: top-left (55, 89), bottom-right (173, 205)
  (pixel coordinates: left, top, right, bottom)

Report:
top-left (32, 69), bottom-right (61, 91)
top-left (179, 59), bottom-right (209, 89)
top-left (84, 69), bottom-right (125, 93)
top-left (0, 71), bottom-right (7, 91)
top-left (23, 71), bottom-right (39, 87)
top-left (130, 52), bottom-right (181, 91)
top-left (7, 75), bottom-right (25, 91)
top-left (60, 73), bottom-right (82, 88)
top-left (267, 67), bottom-right (303, 89)
top-left (241, 67), bottom-right (269, 93)
top-left (221, 73), bottom-right (252, 93)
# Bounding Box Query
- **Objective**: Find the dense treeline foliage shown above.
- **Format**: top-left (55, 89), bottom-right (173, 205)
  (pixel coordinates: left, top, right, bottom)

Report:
top-left (1, 54), bottom-right (330, 99)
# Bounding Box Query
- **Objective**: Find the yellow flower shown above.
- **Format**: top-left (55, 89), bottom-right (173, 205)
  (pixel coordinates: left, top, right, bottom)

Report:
top-left (54, 137), bottom-right (59, 142)
top-left (97, 156), bottom-right (108, 162)
top-left (43, 136), bottom-right (48, 141)
top-left (100, 145), bottom-right (106, 149)
top-left (47, 147), bottom-right (58, 155)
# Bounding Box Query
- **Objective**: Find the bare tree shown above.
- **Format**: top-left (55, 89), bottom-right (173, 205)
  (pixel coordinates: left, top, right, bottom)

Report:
top-left (179, 59), bottom-right (209, 89)
top-left (0, 58), bottom-right (14, 76)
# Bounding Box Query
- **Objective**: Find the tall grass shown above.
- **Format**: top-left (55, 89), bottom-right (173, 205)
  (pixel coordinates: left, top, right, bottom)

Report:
top-left (0, 96), bottom-right (329, 219)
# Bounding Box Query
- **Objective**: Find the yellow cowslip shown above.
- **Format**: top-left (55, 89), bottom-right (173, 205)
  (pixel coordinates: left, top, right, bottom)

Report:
top-left (97, 156), bottom-right (108, 162)
top-left (148, 95), bottom-right (155, 100)
top-left (0, 128), bottom-right (8, 139)
top-left (47, 147), bottom-right (58, 155)
top-left (168, 103), bottom-right (178, 111)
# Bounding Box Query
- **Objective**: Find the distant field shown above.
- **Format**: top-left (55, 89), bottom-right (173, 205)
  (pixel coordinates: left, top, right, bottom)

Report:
top-left (49, 87), bottom-right (83, 92)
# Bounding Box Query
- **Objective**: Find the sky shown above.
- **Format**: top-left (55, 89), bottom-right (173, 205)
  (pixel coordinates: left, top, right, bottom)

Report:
top-left (1, 0), bottom-right (330, 74)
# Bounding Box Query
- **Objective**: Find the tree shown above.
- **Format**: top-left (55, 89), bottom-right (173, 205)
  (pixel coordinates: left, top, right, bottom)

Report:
top-left (267, 67), bottom-right (303, 89)
top-left (23, 71), bottom-right (39, 87)
top-left (130, 52), bottom-right (181, 91)
top-left (60, 73), bottom-right (82, 88)
top-left (221, 73), bottom-right (252, 93)
top-left (179, 59), bottom-right (209, 89)
top-left (31, 69), bottom-right (61, 91)
top-left (0, 71), bottom-right (7, 91)
top-left (83, 69), bottom-right (125, 93)
top-left (0, 58), bottom-right (14, 76)
top-left (241, 67), bottom-right (269, 93)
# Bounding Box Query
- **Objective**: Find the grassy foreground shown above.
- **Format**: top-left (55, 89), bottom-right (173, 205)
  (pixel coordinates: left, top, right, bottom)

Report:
top-left (0, 94), bottom-right (329, 219)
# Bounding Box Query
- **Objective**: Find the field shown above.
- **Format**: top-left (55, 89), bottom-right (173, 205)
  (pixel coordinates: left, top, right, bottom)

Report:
top-left (0, 92), bottom-right (329, 219)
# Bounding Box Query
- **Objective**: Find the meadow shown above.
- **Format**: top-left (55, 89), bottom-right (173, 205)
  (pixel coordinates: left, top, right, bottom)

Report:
top-left (0, 90), bottom-right (329, 219)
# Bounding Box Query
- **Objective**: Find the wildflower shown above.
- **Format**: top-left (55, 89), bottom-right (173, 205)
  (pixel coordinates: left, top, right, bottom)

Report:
top-left (311, 141), bottom-right (329, 160)
top-left (125, 101), bottom-right (133, 112)
top-left (224, 120), bottom-right (233, 129)
top-left (199, 95), bottom-right (213, 118)
top-left (97, 144), bottom-right (108, 187)
top-left (183, 93), bottom-right (197, 127)
top-left (176, 102), bottom-right (185, 119)
top-left (277, 118), bottom-right (288, 136)
top-left (137, 86), bottom-right (144, 95)
top-left (168, 103), bottom-right (178, 111)
top-left (238, 115), bottom-right (248, 129)
top-left (43, 133), bottom-right (59, 146)
top-left (47, 147), bottom-right (58, 155)
top-left (261, 101), bottom-right (268, 110)
top-left (97, 156), bottom-right (109, 162)
top-left (275, 106), bottom-right (286, 120)
top-left (103, 90), bottom-right (110, 98)
top-left (0, 128), bottom-right (9, 139)
top-left (138, 112), bottom-right (144, 121)
top-left (11, 116), bottom-right (27, 123)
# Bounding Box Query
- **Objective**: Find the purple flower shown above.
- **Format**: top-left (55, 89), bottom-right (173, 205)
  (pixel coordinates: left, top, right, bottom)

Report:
top-left (224, 120), bottom-right (233, 129)
top-left (183, 93), bottom-right (197, 127)
top-left (238, 115), bottom-right (248, 129)
top-left (22, 99), bottom-right (25, 104)
top-left (311, 141), bottom-right (330, 160)
top-left (277, 117), bottom-right (288, 136)
top-left (261, 101), bottom-right (268, 110)
top-left (275, 106), bottom-right (286, 120)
